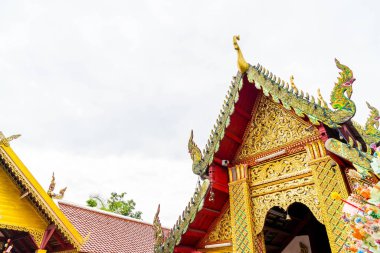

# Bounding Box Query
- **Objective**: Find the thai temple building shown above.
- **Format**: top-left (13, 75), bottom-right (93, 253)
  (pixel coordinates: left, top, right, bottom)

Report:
top-left (0, 36), bottom-right (380, 252)
top-left (153, 36), bottom-right (380, 253)
top-left (0, 131), bottom-right (165, 252)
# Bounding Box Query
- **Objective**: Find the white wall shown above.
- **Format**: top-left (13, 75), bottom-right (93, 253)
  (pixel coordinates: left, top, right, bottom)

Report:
top-left (281, 235), bottom-right (311, 253)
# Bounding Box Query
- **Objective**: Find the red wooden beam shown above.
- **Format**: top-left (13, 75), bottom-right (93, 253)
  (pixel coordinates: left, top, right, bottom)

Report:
top-left (40, 224), bottom-right (56, 249)
top-left (235, 106), bottom-right (251, 120)
top-left (225, 131), bottom-right (242, 144)
top-left (200, 207), bottom-right (220, 218)
top-left (187, 228), bottom-right (207, 237)
top-left (174, 245), bottom-right (202, 253)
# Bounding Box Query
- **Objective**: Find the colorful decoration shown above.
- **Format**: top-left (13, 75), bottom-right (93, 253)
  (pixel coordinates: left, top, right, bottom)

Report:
top-left (332, 143), bottom-right (380, 253)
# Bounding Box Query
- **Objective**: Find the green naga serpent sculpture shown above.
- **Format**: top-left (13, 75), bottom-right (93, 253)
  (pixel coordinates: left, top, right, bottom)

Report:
top-left (365, 102), bottom-right (380, 141)
top-left (329, 58), bottom-right (356, 123)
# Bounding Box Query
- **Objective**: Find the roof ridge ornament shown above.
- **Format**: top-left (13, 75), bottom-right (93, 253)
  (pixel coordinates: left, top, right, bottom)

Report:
top-left (47, 172), bottom-right (67, 199)
top-left (233, 35), bottom-right (249, 74)
top-left (153, 204), bottom-right (164, 251)
top-left (290, 75), bottom-right (298, 94)
top-left (0, 132), bottom-right (21, 147)
top-left (188, 130), bottom-right (202, 165)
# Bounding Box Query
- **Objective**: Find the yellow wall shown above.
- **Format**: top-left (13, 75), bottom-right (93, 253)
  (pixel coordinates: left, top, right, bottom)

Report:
top-left (0, 165), bottom-right (47, 232)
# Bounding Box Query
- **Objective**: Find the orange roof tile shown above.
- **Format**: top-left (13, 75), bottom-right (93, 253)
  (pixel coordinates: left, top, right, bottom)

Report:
top-left (59, 201), bottom-right (168, 253)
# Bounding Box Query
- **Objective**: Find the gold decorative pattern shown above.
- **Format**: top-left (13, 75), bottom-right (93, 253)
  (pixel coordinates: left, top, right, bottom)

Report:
top-left (235, 95), bottom-right (318, 163)
top-left (248, 152), bottom-right (323, 233)
top-left (249, 152), bottom-right (309, 185)
top-left (252, 184), bottom-right (322, 234)
top-left (229, 179), bottom-right (255, 253)
top-left (0, 224), bottom-right (44, 247)
top-left (202, 207), bottom-right (232, 244)
top-left (306, 145), bottom-right (350, 253)
top-left (251, 176), bottom-right (314, 197)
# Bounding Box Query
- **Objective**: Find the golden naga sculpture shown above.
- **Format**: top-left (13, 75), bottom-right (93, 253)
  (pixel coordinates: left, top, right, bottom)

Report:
top-left (47, 172), bottom-right (67, 199)
top-left (153, 204), bottom-right (164, 251)
top-left (0, 132), bottom-right (21, 147)
top-left (188, 130), bottom-right (202, 164)
top-left (233, 35), bottom-right (249, 73)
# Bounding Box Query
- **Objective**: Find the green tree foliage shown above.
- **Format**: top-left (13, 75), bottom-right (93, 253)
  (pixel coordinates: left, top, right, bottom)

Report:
top-left (86, 192), bottom-right (142, 219)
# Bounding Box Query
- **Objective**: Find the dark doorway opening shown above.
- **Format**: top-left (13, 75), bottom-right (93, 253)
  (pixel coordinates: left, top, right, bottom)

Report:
top-left (262, 202), bottom-right (331, 253)
top-left (0, 229), bottom-right (37, 253)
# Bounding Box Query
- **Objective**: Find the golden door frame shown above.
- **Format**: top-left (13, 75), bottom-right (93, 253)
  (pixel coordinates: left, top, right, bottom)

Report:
top-left (229, 143), bottom-right (350, 253)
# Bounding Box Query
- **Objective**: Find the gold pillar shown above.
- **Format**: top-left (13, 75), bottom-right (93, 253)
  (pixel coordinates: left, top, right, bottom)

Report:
top-left (306, 140), bottom-right (350, 253)
top-left (228, 164), bottom-right (265, 253)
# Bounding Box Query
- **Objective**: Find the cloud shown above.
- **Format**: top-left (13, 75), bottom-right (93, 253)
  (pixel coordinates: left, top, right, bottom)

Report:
top-left (0, 0), bottom-right (379, 226)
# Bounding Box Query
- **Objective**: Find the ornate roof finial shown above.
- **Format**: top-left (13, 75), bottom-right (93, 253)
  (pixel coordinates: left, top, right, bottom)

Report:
top-left (290, 75), bottom-right (298, 94)
top-left (47, 172), bottom-right (67, 199)
top-left (0, 132), bottom-right (21, 147)
top-left (317, 89), bottom-right (328, 108)
top-left (188, 130), bottom-right (202, 163)
top-left (233, 35), bottom-right (249, 73)
top-left (365, 102), bottom-right (380, 137)
top-left (153, 204), bottom-right (164, 251)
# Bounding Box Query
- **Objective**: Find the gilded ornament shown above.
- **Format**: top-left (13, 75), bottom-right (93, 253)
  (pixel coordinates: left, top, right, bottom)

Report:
top-left (188, 130), bottom-right (203, 174)
top-left (153, 204), bottom-right (164, 251)
top-left (202, 207), bottom-right (232, 244)
top-left (47, 172), bottom-right (67, 200)
top-left (233, 35), bottom-right (249, 73)
top-left (0, 132), bottom-right (21, 147)
top-left (235, 95), bottom-right (318, 163)
top-left (307, 147), bottom-right (350, 253)
top-left (249, 152), bottom-right (309, 185)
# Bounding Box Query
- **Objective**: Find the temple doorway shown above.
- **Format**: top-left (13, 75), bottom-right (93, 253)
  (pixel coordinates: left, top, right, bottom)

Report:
top-left (0, 229), bottom-right (38, 253)
top-left (262, 202), bottom-right (331, 253)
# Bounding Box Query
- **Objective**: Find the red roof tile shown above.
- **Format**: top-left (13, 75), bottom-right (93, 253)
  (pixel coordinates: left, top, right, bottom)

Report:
top-left (59, 201), bottom-right (168, 253)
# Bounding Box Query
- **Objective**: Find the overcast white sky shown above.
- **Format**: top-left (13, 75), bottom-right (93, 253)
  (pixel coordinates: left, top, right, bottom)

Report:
top-left (0, 1), bottom-right (379, 227)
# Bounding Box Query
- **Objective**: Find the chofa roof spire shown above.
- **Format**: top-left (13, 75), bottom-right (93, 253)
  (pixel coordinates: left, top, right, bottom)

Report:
top-left (233, 35), bottom-right (249, 73)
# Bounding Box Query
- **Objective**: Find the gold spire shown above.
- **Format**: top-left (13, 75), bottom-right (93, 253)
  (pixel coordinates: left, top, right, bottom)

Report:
top-left (233, 35), bottom-right (249, 73)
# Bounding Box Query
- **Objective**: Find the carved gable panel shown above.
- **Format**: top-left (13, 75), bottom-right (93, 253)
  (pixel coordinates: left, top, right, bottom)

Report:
top-left (200, 207), bottom-right (232, 246)
top-left (235, 95), bottom-right (319, 163)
